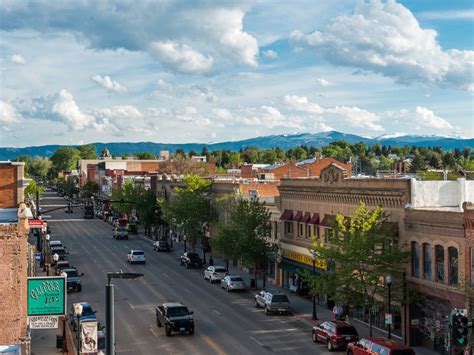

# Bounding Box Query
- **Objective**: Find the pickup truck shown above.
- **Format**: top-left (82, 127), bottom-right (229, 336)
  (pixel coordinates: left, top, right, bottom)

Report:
top-left (155, 302), bottom-right (194, 336)
top-left (180, 252), bottom-right (203, 269)
top-left (62, 267), bottom-right (84, 292)
top-left (254, 290), bottom-right (291, 315)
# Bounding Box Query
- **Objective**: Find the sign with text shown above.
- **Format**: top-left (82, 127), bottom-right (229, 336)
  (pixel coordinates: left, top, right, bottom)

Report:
top-left (81, 321), bottom-right (98, 353)
top-left (29, 315), bottom-right (59, 329)
top-left (28, 219), bottom-right (45, 228)
top-left (281, 249), bottom-right (327, 270)
top-left (27, 276), bottom-right (66, 316)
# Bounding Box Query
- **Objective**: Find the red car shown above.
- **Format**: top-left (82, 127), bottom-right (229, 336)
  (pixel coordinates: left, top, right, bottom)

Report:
top-left (312, 321), bottom-right (359, 351)
top-left (347, 338), bottom-right (415, 355)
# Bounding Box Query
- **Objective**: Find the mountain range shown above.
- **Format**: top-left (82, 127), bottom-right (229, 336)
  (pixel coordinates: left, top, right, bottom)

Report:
top-left (0, 131), bottom-right (472, 160)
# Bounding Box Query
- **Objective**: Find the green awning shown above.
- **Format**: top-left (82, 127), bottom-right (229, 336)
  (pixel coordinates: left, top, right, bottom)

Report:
top-left (279, 258), bottom-right (321, 276)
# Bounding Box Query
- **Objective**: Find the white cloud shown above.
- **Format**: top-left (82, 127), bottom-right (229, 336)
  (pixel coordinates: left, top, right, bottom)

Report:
top-left (420, 10), bottom-right (474, 21)
top-left (52, 89), bottom-right (95, 130)
top-left (314, 122), bottom-right (334, 132)
top-left (387, 107), bottom-right (453, 130)
top-left (213, 108), bottom-right (233, 121)
top-left (0, 101), bottom-right (22, 123)
top-left (91, 74), bottom-right (127, 94)
top-left (290, 0), bottom-right (474, 92)
top-left (149, 41), bottom-right (214, 75)
top-left (283, 95), bottom-right (324, 114)
top-left (315, 78), bottom-right (330, 86)
top-left (10, 54), bottom-right (25, 64)
top-left (263, 49), bottom-right (278, 59)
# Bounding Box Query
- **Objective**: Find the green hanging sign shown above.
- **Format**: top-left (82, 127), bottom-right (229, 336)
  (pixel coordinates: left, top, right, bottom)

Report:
top-left (27, 277), bottom-right (66, 316)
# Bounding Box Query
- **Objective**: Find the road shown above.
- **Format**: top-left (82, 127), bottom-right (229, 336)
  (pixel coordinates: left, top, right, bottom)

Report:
top-left (41, 190), bottom-right (335, 354)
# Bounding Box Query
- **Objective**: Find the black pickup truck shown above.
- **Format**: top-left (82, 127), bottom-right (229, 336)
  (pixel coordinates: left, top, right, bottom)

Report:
top-left (155, 302), bottom-right (194, 336)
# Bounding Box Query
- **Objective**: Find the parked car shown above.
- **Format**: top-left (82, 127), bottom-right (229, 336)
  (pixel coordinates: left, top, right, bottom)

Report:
top-left (155, 302), bottom-right (194, 336)
top-left (254, 290), bottom-right (291, 315)
top-left (55, 260), bottom-right (71, 275)
top-left (62, 267), bottom-right (84, 292)
top-left (220, 275), bottom-right (246, 292)
top-left (113, 227), bottom-right (128, 240)
top-left (313, 321), bottom-right (359, 351)
top-left (127, 250), bottom-right (145, 264)
top-left (49, 240), bottom-right (62, 248)
top-left (153, 240), bottom-right (171, 252)
top-left (180, 252), bottom-right (203, 269)
top-left (204, 266), bottom-right (228, 283)
top-left (70, 302), bottom-right (97, 331)
top-left (347, 338), bottom-right (415, 355)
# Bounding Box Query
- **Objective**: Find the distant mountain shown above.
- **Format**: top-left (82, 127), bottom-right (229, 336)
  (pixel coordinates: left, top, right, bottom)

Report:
top-left (0, 131), bottom-right (472, 160)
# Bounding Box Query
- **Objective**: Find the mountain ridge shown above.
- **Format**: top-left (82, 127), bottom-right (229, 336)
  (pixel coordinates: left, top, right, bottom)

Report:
top-left (0, 131), bottom-right (472, 160)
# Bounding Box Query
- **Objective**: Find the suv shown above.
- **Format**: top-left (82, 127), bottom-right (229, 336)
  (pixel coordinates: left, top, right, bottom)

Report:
top-left (153, 240), bottom-right (171, 252)
top-left (113, 227), bottom-right (128, 240)
top-left (254, 290), bottom-right (291, 315)
top-left (347, 338), bottom-right (415, 355)
top-left (180, 252), bottom-right (202, 269)
top-left (313, 321), bottom-right (359, 351)
top-left (204, 266), bottom-right (228, 283)
top-left (127, 250), bottom-right (145, 264)
top-left (62, 267), bottom-right (84, 292)
top-left (156, 302), bottom-right (194, 336)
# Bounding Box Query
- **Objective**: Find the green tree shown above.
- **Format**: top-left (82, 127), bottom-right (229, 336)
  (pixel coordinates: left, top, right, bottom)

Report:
top-left (13, 155), bottom-right (33, 176)
top-left (409, 153), bottom-right (427, 173)
top-left (63, 176), bottom-right (79, 198)
top-left (309, 203), bottom-right (409, 336)
top-left (24, 180), bottom-right (45, 199)
top-left (81, 181), bottom-right (99, 198)
top-left (136, 152), bottom-right (155, 160)
top-left (29, 157), bottom-right (52, 178)
top-left (51, 147), bottom-right (80, 173)
top-left (111, 180), bottom-right (138, 215)
top-left (136, 188), bottom-right (159, 237)
top-left (442, 151), bottom-right (457, 170)
top-left (159, 174), bottom-right (214, 250)
top-left (77, 144), bottom-right (97, 159)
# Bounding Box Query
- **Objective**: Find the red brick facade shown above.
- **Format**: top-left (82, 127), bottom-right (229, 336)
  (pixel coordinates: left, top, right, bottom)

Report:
top-left (0, 163), bottom-right (24, 208)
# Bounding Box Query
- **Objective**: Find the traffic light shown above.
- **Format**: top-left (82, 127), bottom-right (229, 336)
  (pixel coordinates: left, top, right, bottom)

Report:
top-left (451, 309), bottom-right (469, 354)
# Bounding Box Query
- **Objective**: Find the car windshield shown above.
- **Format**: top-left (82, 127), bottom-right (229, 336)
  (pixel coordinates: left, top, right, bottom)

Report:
top-left (65, 270), bottom-right (78, 277)
top-left (188, 253), bottom-right (199, 259)
top-left (81, 306), bottom-right (94, 316)
top-left (117, 227), bottom-right (127, 231)
top-left (337, 326), bottom-right (357, 335)
top-left (159, 241), bottom-right (167, 245)
top-left (230, 277), bottom-right (243, 282)
top-left (272, 295), bottom-right (289, 303)
top-left (214, 267), bottom-right (227, 273)
top-left (134, 251), bottom-right (144, 255)
top-left (167, 307), bottom-right (190, 317)
top-left (54, 249), bottom-right (67, 256)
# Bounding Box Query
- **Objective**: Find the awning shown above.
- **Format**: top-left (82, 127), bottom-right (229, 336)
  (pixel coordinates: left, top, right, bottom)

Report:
top-left (308, 213), bottom-right (319, 225)
top-left (301, 212), bottom-right (311, 224)
top-left (293, 211), bottom-right (303, 222)
top-left (280, 209), bottom-right (293, 221)
top-left (280, 258), bottom-right (321, 276)
top-left (319, 214), bottom-right (337, 228)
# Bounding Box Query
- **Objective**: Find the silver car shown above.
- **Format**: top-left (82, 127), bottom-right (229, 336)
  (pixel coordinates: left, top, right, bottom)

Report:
top-left (220, 275), bottom-right (246, 292)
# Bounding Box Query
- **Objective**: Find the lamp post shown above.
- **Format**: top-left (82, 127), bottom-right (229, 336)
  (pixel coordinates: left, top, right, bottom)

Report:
top-left (386, 275), bottom-right (393, 340)
top-left (43, 234), bottom-right (50, 270)
top-left (310, 249), bottom-right (318, 320)
top-left (51, 253), bottom-right (59, 276)
top-left (106, 271), bottom-right (144, 355)
top-left (183, 235), bottom-right (187, 252)
top-left (61, 271), bottom-right (69, 353)
top-left (169, 229), bottom-right (173, 249)
top-left (73, 303), bottom-right (83, 355)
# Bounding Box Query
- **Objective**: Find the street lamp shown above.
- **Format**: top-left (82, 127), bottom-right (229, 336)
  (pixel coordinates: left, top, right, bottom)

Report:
top-left (386, 275), bottom-right (393, 339)
top-left (183, 235), bottom-right (187, 252)
top-left (51, 253), bottom-right (59, 276)
top-left (60, 271), bottom-right (68, 353)
top-left (73, 303), bottom-right (83, 355)
top-left (106, 271), bottom-right (144, 355)
top-left (310, 249), bottom-right (318, 320)
top-left (169, 229), bottom-right (173, 248)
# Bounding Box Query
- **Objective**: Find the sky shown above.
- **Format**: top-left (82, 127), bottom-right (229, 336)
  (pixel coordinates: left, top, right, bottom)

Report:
top-left (0, 0), bottom-right (473, 147)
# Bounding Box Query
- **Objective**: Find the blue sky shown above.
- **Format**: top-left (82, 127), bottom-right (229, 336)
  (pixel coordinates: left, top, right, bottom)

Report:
top-left (0, 0), bottom-right (472, 147)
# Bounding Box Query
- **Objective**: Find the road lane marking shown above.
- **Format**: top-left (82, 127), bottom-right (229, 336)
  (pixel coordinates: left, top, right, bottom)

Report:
top-left (212, 309), bottom-right (222, 316)
top-left (251, 328), bottom-right (298, 334)
top-left (250, 336), bottom-right (264, 346)
top-left (149, 327), bottom-right (158, 338)
top-left (162, 273), bottom-right (169, 278)
top-left (198, 332), bottom-right (227, 355)
top-left (128, 301), bottom-right (135, 310)
top-left (183, 288), bottom-right (191, 294)
top-left (46, 219), bottom-right (92, 222)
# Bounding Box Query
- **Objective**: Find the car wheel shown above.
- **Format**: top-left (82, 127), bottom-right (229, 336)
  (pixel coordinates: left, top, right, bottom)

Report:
top-left (157, 320), bottom-right (162, 327)
top-left (165, 326), bottom-right (172, 337)
top-left (312, 331), bottom-right (318, 343)
top-left (189, 328), bottom-right (194, 335)
top-left (226, 286), bottom-right (230, 292)
top-left (327, 340), bottom-right (334, 352)
top-left (254, 300), bottom-right (259, 308)
top-left (77, 284), bottom-right (82, 292)
top-left (186, 264), bottom-right (190, 269)
top-left (264, 307), bottom-right (270, 315)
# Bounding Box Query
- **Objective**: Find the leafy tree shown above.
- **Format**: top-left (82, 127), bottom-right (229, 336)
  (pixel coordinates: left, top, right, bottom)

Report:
top-left (175, 149), bottom-right (186, 158)
top-left (24, 180), bottom-right (45, 199)
top-left (111, 180), bottom-right (137, 215)
top-left (136, 188), bottom-right (160, 237)
top-left (429, 152), bottom-right (443, 169)
top-left (77, 144), bottom-right (97, 159)
top-left (159, 174), bottom-right (214, 250)
top-left (81, 181), bottom-right (99, 198)
top-left (136, 151), bottom-right (155, 160)
top-left (188, 150), bottom-right (197, 158)
top-left (309, 203), bottom-right (409, 336)
top-left (13, 155), bottom-right (33, 176)
top-left (51, 147), bottom-right (80, 173)
top-left (410, 153), bottom-right (427, 173)
top-left (29, 157), bottom-right (52, 178)
top-left (62, 176), bottom-right (79, 198)
top-left (442, 151), bottom-right (457, 170)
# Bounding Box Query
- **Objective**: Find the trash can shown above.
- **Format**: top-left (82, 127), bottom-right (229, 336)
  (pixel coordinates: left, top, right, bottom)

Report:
top-left (250, 278), bottom-right (256, 289)
top-left (56, 334), bottom-right (63, 349)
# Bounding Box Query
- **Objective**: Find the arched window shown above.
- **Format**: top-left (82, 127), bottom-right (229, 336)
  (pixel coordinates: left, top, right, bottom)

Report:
top-left (435, 245), bottom-right (444, 282)
top-left (411, 242), bottom-right (420, 277)
top-left (448, 247), bottom-right (458, 286)
top-left (423, 243), bottom-right (432, 280)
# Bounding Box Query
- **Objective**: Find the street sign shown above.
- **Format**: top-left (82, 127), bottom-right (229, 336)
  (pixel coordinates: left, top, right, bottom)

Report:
top-left (27, 276), bottom-right (66, 316)
top-left (28, 219), bottom-right (45, 228)
top-left (385, 313), bottom-right (393, 325)
top-left (29, 315), bottom-right (59, 329)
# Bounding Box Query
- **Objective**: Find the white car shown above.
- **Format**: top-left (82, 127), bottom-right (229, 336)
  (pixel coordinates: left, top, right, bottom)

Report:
top-left (220, 275), bottom-right (246, 292)
top-left (204, 266), bottom-right (228, 283)
top-left (127, 250), bottom-right (145, 264)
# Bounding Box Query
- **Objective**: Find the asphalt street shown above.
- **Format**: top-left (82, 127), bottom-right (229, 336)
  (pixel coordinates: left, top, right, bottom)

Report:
top-left (41, 190), bottom-right (336, 355)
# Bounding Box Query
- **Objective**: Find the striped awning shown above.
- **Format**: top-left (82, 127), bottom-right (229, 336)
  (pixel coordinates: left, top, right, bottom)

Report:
top-left (308, 213), bottom-right (320, 225)
top-left (319, 214), bottom-right (337, 228)
top-left (301, 212), bottom-right (311, 224)
top-left (293, 211), bottom-right (303, 222)
top-left (280, 209), bottom-right (293, 221)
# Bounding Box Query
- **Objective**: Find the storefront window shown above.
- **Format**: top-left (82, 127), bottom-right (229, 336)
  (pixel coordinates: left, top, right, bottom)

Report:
top-left (298, 223), bottom-right (303, 237)
top-left (305, 225), bottom-right (312, 239)
top-left (435, 245), bottom-right (444, 283)
top-left (448, 247), bottom-right (458, 286)
top-left (423, 243), bottom-right (432, 280)
top-left (352, 302), bottom-right (402, 338)
top-left (285, 221), bottom-right (293, 235)
top-left (411, 242), bottom-right (420, 277)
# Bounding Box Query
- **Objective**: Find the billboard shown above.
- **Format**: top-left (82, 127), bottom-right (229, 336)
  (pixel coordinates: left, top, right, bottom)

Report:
top-left (27, 276), bottom-right (66, 316)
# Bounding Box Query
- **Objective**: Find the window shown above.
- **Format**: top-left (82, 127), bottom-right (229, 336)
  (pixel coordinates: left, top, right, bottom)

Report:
top-left (298, 223), bottom-right (303, 237)
top-left (305, 225), bottom-right (312, 239)
top-left (324, 228), bottom-right (334, 243)
top-left (448, 247), bottom-right (458, 286)
top-left (411, 242), bottom-right (420, 277)
top-left (435, 245), bottom-right (444, 283)
top-left (423, 243), bottom-right (432, 280)
top-left (284, 221), bottom-right (293, 235)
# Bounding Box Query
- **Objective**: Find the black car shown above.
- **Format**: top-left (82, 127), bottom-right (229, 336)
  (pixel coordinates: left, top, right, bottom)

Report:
top-left (153, 240), bottom-right (171, 252)
top-left (62, 267), bottom-right (84, 292)
top-left (180, 252), bottom-right (203, 269)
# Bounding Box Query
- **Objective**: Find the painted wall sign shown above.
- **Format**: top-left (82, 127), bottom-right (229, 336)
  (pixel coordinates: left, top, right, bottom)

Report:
top-left (27, 276), bottom-right (66, 316)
